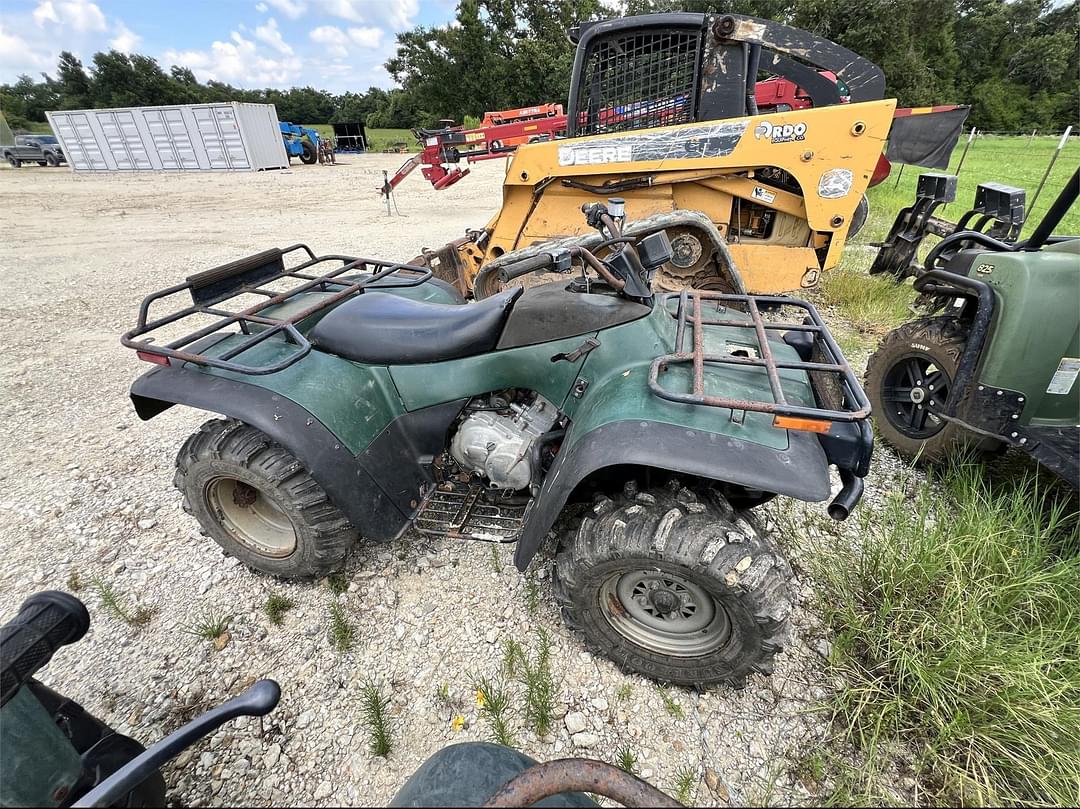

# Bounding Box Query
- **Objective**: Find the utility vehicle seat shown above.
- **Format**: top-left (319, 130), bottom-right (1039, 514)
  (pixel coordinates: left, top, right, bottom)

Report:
top-left (308, 287), bottom-right (522, 365)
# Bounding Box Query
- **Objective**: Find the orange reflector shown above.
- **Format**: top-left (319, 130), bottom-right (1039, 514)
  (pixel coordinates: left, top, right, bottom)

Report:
top-left (773, 415), bottom-right (832, 433)
top-left (136, 350), bottom-right (170, 366)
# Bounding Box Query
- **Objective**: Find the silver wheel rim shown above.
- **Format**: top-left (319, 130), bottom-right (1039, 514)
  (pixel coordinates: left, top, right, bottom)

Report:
top-left (599, 568), bottom-right (731, 657)
top-left (206, 478), bottom-right (297, 558)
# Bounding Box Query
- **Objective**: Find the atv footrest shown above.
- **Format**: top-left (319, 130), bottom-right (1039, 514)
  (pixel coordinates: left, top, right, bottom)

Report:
top-left (414, 485), bottom-right (529, 543)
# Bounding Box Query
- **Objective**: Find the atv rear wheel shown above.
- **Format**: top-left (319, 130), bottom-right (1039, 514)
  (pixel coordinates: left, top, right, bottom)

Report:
top-left (175, 419), bottom-right (356, 577)
top-left (553, 482), bottom-right (792, 688)
top-left (866, 316), bottom-right (997, 464)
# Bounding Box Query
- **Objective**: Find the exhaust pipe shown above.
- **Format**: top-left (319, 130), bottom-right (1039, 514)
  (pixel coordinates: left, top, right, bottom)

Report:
top-left (827, 470), bottom-right (864, 521)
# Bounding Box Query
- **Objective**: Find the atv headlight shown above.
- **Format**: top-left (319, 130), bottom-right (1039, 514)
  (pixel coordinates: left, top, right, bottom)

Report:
top-left (818, 168), bottom-right (853, 199)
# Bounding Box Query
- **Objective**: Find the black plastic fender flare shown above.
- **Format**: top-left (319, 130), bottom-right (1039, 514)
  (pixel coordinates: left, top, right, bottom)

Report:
top-left (512, 418), bottom-right (831, 570)
top-left (130, 365), bottom-right (410, 541)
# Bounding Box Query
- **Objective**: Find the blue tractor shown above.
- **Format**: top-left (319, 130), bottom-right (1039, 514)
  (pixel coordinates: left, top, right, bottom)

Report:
top-left (279, 121), bottom-right (320, 165)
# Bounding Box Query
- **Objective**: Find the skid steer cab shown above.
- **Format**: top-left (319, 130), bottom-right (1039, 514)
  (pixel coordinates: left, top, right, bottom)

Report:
top-left (866, 169), bottom-right (1079, 488)
top-left (122, 202), bottom-right (872, 688)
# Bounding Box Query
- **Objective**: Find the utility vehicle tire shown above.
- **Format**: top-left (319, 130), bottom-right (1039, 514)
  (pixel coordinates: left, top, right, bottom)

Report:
top-left (848, 195), bottom-right (869, 238)
top-left (175, 419), bottom-right (356, 577)
top-left (553, 482), bottom-right (793, 688)
top-left (866, 316), bottom-right (997, 464)
top-left (8, 156), bottom-right (20, 168)
top-left (45, 153), bottom-right (59, 167)
top-left (300, 141), bottom-right (318, 165)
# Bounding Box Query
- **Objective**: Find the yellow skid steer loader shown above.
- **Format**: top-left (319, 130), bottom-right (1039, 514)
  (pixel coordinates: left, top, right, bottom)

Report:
top-left (414, 12), bottom-right (896, 297)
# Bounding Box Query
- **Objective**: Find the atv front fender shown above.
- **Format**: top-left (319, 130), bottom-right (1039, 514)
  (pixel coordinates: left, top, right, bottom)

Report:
top-left (512, 418), bottom-right (831, 571)
top-left (131, 365), bottom-right (411, 541)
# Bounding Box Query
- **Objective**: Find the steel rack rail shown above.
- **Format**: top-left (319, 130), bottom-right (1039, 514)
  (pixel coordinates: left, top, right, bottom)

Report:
top-left (648, 290), bottom-right (871, 422)
top-left (121, 243), bottom-right (431, 376)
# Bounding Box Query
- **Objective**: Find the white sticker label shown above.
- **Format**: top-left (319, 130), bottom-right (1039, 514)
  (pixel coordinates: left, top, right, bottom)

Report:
top-left (751, 186), bottom-right (776, 204)
top-left (1046, 357), bottom-right (1080, 395)
top-left (557, 144), bottom-right (633, 166)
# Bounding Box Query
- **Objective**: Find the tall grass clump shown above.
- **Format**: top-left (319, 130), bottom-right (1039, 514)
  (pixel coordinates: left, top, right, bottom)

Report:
top-left (814, 460), bottom-right (1079, 805)
top-left (817, 264), bottom-right (914, 335)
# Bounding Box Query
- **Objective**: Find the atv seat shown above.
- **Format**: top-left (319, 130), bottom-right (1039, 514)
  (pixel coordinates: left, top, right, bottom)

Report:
top-left (308, 288), bottom-right (522, 365)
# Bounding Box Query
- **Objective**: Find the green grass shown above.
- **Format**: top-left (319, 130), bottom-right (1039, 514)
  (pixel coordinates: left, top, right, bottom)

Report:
top-left (303, 124), bottom-right (419, 152)
top-left (673, 765), bottom-right (698, 805)
top-left (90, 576), bottom-right (155, 627)
top-left (326, 573), bottom-right (348, 595)
top-left (615, 683), bottom-right (633, 702)
top-left (327, 602), bottom-right (356, 652)
top-left (821, 133), bottom-right (1079, 346)
top-left (614, 745), bottom-right (638, 775)
top-left (862, 134), bottom-right (1080, 246)
top-left (474, 674), bottom-right (517, 748)
top-left (181, 607), bottom-right (231, 642)
top-left (812, 460), bottom-right (1080, 805)
top-left (817, 264), bottom-right (914, 335)
top-left (501, 631), bottom-right (557, 737)
top-left (658, 686), bottom-right (686, 721)
top-left (263, 592), bottom-right (295, 626)
top-left (360, 679), bottom-right (393, 757)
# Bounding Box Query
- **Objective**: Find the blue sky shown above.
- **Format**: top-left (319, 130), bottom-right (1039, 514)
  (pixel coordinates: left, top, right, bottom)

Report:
top-left (0, 0), bottom-right (458, 91)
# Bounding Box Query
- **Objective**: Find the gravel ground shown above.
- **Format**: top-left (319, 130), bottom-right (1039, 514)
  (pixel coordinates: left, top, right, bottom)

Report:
top-left (0, 156), bottom-right (902, 807)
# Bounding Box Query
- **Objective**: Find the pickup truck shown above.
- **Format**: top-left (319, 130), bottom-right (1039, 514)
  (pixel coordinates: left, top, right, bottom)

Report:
top-left (3, 134), bottom-right (66, 167)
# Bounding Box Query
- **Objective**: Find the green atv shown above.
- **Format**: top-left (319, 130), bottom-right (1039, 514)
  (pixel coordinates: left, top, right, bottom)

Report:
top-left (123, 201), bottom-right (872, 688)
top-left (867, 169), bottom-right (1079, 487)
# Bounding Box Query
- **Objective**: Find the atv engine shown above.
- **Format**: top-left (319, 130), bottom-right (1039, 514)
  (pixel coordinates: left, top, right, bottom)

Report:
top-left (450, 393), bottom-right (559, 490)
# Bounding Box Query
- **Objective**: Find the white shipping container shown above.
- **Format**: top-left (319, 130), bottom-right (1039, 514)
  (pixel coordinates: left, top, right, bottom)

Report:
top-left (45, 102), bottom-right (289, 172)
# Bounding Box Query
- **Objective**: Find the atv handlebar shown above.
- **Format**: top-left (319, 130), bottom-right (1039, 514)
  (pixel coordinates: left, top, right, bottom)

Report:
top-left (0, 591), bottom-right (90, 708)
top-left (72, 679), bottom-right (282, 808)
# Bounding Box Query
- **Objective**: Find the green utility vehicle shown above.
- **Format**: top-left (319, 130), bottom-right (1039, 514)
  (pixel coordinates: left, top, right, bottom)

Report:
top-left (867, 170), bottom-right (1079, 487)
top-left (123, 201), bottom-right (872, 687)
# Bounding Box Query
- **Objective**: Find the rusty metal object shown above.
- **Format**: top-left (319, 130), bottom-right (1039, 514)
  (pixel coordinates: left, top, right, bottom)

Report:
top-left (482, 759), bottom-right (682, 808)
top-left (648, 290), bottom-right (871, 421)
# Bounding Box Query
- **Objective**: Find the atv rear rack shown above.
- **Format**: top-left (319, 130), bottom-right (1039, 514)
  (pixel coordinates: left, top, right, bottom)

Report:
top-left (121, 244), bottom-right (431, 375)
top-left (649, 290), bottom-right (870, 423)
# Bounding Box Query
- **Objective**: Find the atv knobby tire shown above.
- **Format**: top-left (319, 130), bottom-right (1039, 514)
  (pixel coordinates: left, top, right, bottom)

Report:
top-left (866, 316), bottom-right (997, 464)
top-left (553, 482), bottom-right (793, 688)
top-left (175, 419), bottom-right (356, 577)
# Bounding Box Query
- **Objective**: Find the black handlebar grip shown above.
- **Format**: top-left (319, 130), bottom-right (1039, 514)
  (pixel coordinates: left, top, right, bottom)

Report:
top-left (0, 591), bottom-right (90, 707)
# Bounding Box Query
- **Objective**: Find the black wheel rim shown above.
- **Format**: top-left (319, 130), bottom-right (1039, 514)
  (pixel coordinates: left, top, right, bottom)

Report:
top-left (881, 353), bottom-right (952, 438)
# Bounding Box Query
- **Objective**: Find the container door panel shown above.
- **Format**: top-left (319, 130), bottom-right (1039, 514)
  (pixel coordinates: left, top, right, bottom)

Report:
top-left (51, 113), bottom-right (107, 171)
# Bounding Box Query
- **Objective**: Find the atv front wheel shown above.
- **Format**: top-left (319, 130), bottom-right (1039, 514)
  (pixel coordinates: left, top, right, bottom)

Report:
top-left (175, 419), bottom-right (356, 577)
top-left (865, 316), bottom-right (998, 464)
top-left (553, 482), bottom-right (792, 688)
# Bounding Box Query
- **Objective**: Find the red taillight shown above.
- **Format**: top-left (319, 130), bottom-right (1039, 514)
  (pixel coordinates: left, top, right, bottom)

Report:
top-left (136, 351), bottom-right (170, 366)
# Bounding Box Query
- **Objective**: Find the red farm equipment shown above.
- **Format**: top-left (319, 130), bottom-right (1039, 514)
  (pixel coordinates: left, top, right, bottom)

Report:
top-left (379, 105), bottom-right (568, 198)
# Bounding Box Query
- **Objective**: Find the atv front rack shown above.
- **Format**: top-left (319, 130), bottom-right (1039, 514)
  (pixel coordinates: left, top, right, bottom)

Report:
top-left (121, 244), bottom-right (431, 375)
top-left (649, 290), bottom-right (871, 423)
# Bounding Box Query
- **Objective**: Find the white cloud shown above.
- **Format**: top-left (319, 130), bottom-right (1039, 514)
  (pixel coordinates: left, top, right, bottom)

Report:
top-left (263, 0), bottom-right (307, 20)
top-left (255, 1), bottom-right (268, 10)
top-left (32, 1), bottom-right (59, 25)
top-left (347, 26), bottom-right (382, 49)
top-left (0, 24), bottom-right (54, 71)
top-left (110, 22), bottom-right (141, 52)
top-left (31, 0), bottom-right (107, 32)
top-left (309, 25), bottom-right (349, 58)
top-left (254, 17), bottom-right (293, 55)
top-left (164, 31), bottom-right (301, 86)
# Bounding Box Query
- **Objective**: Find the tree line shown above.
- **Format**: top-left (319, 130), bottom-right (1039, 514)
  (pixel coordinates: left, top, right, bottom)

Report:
top-left (2, 0), bottom-right (1076, 135)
